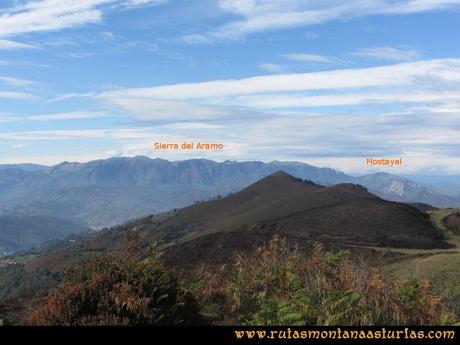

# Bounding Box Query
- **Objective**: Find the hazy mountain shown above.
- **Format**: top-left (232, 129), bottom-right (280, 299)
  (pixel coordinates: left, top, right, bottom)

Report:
top-left (0, 164), bottom-right (45, 172)
top-left (431, 181), bottom-right (460, 197)
top-left (21, 171), bottom-right (450, 273)
top-left (0, 215), bottom-right (89, 256)
top-left (0, 157), bottom-right (352, 191)
top-left (0, 157), bottom-right (353, 228)
top-left (403, 174), bottom-right (460, 185)
top-left (0, 157), bottom-right (458, 231)
top-left (2, 185), bottom-right (229, 229)
top-left (402, 174), bottom-right (460, 197)
top-left (356, 173), bottom-right (460, 208)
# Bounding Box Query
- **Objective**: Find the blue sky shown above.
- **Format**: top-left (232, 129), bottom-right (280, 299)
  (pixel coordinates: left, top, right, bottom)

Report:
top-left (1, 0), bottom-right (460, 175)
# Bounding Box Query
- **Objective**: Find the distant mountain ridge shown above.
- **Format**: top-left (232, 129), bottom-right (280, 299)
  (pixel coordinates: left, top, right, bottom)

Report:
top-left (0, 164), bottom-right (45, 172)
top-left (20, 171), bottom-right (450, 273)
top-left (1, 157), bottom-right (459, 232)
top-left (357, 172), bottom-right (459, 208)
top-left (160, 172), bottom-right (449, 267)
top-left (3, 157), bottom-right (352, 189)
top-left (0, 157), bottom-right (354, 229)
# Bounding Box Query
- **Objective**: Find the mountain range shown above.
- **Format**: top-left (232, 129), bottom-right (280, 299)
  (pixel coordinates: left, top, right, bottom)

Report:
top-left (161, 171), bottom-right (450, 267)
top-left (0, 157), bottom-right (459, 255)
top-left (13, 171), bottom-right (451, 276)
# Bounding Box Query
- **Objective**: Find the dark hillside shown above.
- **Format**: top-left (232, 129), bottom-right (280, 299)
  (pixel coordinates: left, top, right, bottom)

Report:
top-left (163, 196), bottom-right (450, 267)
top-left (17, 172), bottom-right (449, 273)
top-left (443, 212), bottom-right (460, 235)
top-left (128, 172), bottom-right (377, 244)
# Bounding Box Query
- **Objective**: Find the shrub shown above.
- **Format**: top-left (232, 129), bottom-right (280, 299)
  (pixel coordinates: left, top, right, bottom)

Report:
top-left (188, 236), bottom-right (455, 325)
top-left (27, 233), bottom-right (202, 326)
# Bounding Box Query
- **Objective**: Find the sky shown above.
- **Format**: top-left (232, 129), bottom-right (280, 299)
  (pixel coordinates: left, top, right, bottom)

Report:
top-left (0, 0), bottom-right (460, 175)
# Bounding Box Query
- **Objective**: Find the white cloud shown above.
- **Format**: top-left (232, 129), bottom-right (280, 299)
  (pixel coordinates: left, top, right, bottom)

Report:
top-left (0, 129), bottom-right (109, 140)
top-left (4, 111), bottom-right (460, 174)
top-left (0, 91), bottom-right (37, 99)
top-left (304, 32), bottom-right (319, 39)
top-left (0, 0), bottom-right (170, 49)
top-left (162, 122), bottom-right (223, 130)
top-left (89, 57), bottom-right (460, 175)
top-left (47, 92), bottom-right (96, 103)
top-left (282, 53), bottom-right (336, 63)
top-left (0, 111), bottom-right (111, 122)
top-left (26, 111), bottom-right (111, 121)
top-left (0, 127), bottom-right (203, 141)
top-left (415, 102), bottom-right (460, 114)
top-left (182, 0), bottom-right (460, 43)
top-left (351, 47), bottom-right (422, 61)
top-left (0, 0), bottom-right (110, 37)
top-left (0, 76), bottom-right (36, 88)
top-left (98, 98), bottom-right (228, 121)
top-left (123, 0), bottom-right (169, 8)
top-left (0, 154), bottom-right (110, 165)
top-left (236, 91), bottom-right (460, 109)
top-left (382, 0), bottom-right (460, 13)
top-left (0, 39), bottom-right (38, 50)
top-left (0, 59), bottom-right (52, 68)
top-left (99, 59), bottom-right (460, 106)
top-left (11, 144), bottom-right (27, 150)
top-left (2, 107), bottom-right (460, 174)
top-left (258, 62), bottom-right (286, 73)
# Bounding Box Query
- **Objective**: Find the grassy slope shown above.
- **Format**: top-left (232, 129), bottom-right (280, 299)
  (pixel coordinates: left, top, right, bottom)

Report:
top-left (338, 208), bottom-right (460, 318)
top-left (384, 209), bottom-right (460, 279)
top-left (381, 209), bottom-right (460, 316)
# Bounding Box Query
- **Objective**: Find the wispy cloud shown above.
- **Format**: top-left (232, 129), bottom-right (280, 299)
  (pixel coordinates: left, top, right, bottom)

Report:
top-left (0, 91), bottom-right (37, 100)
top-left (122, 0), bottom-right (169, 9)
top-left (1, 1), bottom-right (459, 175)
top-left (47, 92), bottom-right (96, 103)
top-left (99, 98), bottom-right (227, 121)
top-left (0, 0), bottom-right (110, 37)
top-left (0, 111), bottom-right (111, 123)
top-left (0, 76), bottom-right (37, 88)
top-left (236, 91), bottom-right (460, 109)
top-left (93, 58), bottom-right (460, 173)
top-left (0, 129), bottom-right (109, 140)
top-left (351, 47), bottom-right (422, 61)
top-left (258, 62), bottom-right (286, 73)
top-left (382, 0), bottom-right (460, 14)
top-left (0, 59), bottom-right (52, 68)
top-left (91, 57), bottom-right (460, 174)
top-left (99, 59), bottom-right (460, 108)
top-left (0, 153), bottom-right (113, 166)
top-left (412, 102), bottom-right (460, 114)
top-left (11, 144), bottom-right (27, 150)
top-left (182, 0), bottom-right (460, 43)
top-left (282, 53), bottom-right (337, 63)
top-left (0, 39), bottom-right (38, 50)
top-left (0, 0), bottom-right (169, 49)
top-left (0, 127), bottom-right (163, 141)
top-left (4, 111), bottom-right (459, 174)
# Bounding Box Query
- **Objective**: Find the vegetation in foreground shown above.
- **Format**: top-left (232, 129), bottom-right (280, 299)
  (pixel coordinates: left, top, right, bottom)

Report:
top-left (17, 234), bottom-right (458, 326)
top-left (24, 231), bottom-right (201, 326)
top-left (385, 208), bottom-right (460, 319)
top-left (189, 236), bottom-right (457, 325)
